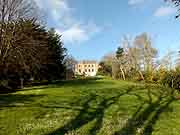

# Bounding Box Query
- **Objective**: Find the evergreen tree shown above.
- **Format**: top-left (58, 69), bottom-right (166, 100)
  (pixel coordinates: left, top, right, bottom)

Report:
top-left (38, 28), bottom-right (67, 80)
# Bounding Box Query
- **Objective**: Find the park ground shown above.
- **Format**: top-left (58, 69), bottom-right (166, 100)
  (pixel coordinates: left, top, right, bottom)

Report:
top-left (0, 77), bottom-right (180, 135)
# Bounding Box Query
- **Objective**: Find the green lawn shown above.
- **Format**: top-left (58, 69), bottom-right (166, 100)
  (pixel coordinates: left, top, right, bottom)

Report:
top-left (0, 77), bottom-right (180, 135)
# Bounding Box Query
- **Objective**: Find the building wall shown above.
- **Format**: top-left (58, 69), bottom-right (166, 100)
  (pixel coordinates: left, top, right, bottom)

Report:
top-left (75, 61), bottom-right (99, 76)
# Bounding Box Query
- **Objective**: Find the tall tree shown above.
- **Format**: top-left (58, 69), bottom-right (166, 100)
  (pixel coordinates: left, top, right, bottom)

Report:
top-left (115, 47), bottom-right (126, 80)
top-left (64, 55), bottom-right (77, 71)
top-left (102, 52), bottom-right (116, 65)
top-left (0, 0), bottom-right (40, 22)
top-left (0, 19), bottom-right (49, 88)
top-left (0, 0), bottom-right (42, 68)
top-left (133, 33), bottom-right (157, 73)
top-left (176, 50), bottom-right (180, 67)
top-left (98, 61), bottom-right (112, 76)
top-left (160, 50), bottom-right (175, 70)
top-left (38, 28), bottom-right (67, 80)
top-left (98, 52), bottom-right (115, 76)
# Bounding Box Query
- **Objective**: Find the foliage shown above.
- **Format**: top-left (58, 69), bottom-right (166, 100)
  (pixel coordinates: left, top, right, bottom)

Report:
top-left (161, 69), bottom-right (180, 90)
top-left (35, 28), bottom-right (67, 81)
top-left (116, 47), bottom-right (124, 59)
top-left (133, 33), bottom-right (158, 73)
top-left (0, 0), bottom-right (47, 90)
top-left (0, 0), bottom-right (41, 22)
top-left (98, 52), bottom-right (115, 76)
top-left (115, 47), bottom-right (126, 80)
top-left (97, 61), bottom-right (112, 76)
top-left (0, 20), bottom-right (67, 90)
top-left (0, 19), bottom-right (49, 88)
top-left (111, 33), bottom-right (180, 91)
top-left (64, 55), bottom-right (77, 71)
top-left (112, 33), bottom-right (157, 81)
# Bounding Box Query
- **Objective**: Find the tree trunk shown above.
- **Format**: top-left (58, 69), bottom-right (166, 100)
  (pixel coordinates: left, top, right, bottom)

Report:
top-left (138, 70), bottom-right (144, 80)
top-left (120, 67), bottom-right (126, 80)
top-left (20, 78), bottom-right (24, 89)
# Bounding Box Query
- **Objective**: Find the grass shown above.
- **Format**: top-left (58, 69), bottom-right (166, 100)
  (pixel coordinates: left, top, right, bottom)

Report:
top-left (0, 77), bottom-right (180, 135)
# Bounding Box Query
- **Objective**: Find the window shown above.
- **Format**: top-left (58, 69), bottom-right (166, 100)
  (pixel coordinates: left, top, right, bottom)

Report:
top-left (92, 65), bottom-right (94, 67)
top-left (79, 65), bottom-right (81, 67)
top-left (85, 69), bottom-right (87, 72)
top-left (88, 65), bottom-right (90, 67)
top-left (89, 69), bottom-right (91, 72)
top-left (92, 69), bottom-right (94, 72)
top-left (85, 65), bottom-right (87, 67)
top-left (79, 69), bottom-right (81, 73)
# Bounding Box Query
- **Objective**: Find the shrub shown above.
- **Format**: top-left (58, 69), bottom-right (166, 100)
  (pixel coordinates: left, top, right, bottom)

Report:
top-left (161, 69), bottom-right (180, 90)
top-left (98, 62), bottom-right (112, 77)
top-left (0, 80), bottom-right (15, 94)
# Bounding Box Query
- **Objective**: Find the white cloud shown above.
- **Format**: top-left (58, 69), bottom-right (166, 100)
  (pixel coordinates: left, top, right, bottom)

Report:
top-left (35, 0), bottom-right (72, 25)
top-left (34, 0), bottom-right (100, 44)
top-left (59, 22), bottom-right (100, 43)
top-left (128, 0), bottom-right (145, 5)
top-left (61, 25), bottom-right (88, 43)
top-left (154, 6), bottom-right (176, 17)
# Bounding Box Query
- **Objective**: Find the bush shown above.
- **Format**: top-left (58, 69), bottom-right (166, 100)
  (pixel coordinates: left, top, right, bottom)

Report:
top-left (0, 80), bottom-right (15, 94)
top-left (98, 62), bottom-right (112, 77)
top-left (161, 69), bottom-right (180, 90)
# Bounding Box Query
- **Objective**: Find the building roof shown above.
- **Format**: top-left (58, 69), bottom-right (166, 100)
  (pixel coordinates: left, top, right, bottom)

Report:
top-left (78, 60), bottom-right (98, 64)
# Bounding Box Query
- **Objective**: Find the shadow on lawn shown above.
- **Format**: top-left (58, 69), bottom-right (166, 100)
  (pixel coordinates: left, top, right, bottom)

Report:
top-left (0, 94), bottom-right (45, 108)
top-left (114, 89), bottom-right (175, 135)
top-left (45, 87), bottom-right (133, 135)
top-left (17, 77), bottom-right (111, 93)
top-left (35, 77), bottom-right (103, 87)
top-left (1, 79), bottom-right (175, 135)
top-left (45, 85), bottom-right (176, 135)
top-left (0, 77), bottom-right (105, 94)
top-left (51, 77), bottom-right (115, 88)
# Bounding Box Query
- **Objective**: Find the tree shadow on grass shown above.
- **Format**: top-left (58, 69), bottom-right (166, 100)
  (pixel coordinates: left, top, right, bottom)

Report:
top-left (88, 88), bottom-right (133, 135)
top-left (34, 77), bottom-right (104, 87)
top-left (114, 90), bottom-right (175, 135)
top-left (0, 94), bottom-right (45, 108)
top-left (142, 98), bottom-right (175, 135)
top-left (45, 93), bottom-right (97, 135)
top-left (0, 77), bottom-right (107, 94)
top-left (45, 87), bottom-right (133, 135)
top-left (52, 78), bottom-right (115, 88)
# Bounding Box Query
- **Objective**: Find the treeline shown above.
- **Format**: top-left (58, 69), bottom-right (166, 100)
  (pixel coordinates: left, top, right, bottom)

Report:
top-left (98, 33), bottom-right (180, 90)
top-left (0, 0), bottom-right (67, 91)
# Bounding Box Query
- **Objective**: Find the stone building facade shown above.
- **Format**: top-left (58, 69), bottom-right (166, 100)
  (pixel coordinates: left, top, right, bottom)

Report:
top-left (75, 61), bottom-right (99, 76)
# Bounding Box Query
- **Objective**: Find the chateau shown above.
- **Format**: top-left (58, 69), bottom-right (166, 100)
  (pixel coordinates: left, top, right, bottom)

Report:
top-left (75, 60), bottom-right (99, 76)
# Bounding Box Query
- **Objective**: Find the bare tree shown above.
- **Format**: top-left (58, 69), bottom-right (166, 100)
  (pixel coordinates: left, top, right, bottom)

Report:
top-left (121, 36), bottom-right (145, 80)
top-left (64, 55), bottom-right (77, 71)
top-left (0, 0), bottom-right (40, 22)
top-left (116, 34), bottom-right (157, 81)
top-left (115, 47), bottom-right (126, 80)
top-left (102, 52), bottom-right (116, 65)
top-left (0, 0), bottom-right (43, 66)
top-left (160, 50), bottom-right (175, 70)
top-left (133, 33), bottom-right (157, 72)
top-left (0, 0), bottom-right (41, 48)
top-left (176, 50), bottom-right (180, 67)
top-left (0, 20), bottom-right (49, 81)
top-left (99, 52), bottom-right (115, 77)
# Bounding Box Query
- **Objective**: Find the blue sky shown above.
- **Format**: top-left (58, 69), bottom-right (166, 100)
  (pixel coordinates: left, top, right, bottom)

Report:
top-left (35, 0), bottom-right (180, 60)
